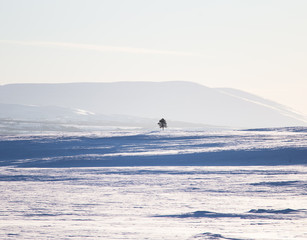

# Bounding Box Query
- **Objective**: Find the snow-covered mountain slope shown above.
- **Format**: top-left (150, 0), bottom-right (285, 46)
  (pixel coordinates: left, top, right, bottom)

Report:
top-left (0, 103), bottom-right (214, 134)
top-left (0, 103), bottom-right (95, 121)
top-left (0, 81), bottom-right (306, 128)
top-left (216, 88), bottom-right (306, 124)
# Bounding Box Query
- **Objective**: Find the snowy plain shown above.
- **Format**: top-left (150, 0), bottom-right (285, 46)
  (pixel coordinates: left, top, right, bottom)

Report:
top-left (0, 127), bottom-right (307, 239)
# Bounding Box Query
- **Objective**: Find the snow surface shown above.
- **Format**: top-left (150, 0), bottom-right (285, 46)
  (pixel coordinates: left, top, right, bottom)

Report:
top-left (0, 128), bottom-right (306, 239)
top-left (0, 166), bottom-right (306, 239)
top-left (0, 128), bottom-right (306, 167)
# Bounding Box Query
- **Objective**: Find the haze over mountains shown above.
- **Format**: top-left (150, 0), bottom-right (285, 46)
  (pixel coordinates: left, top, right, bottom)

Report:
top-left (0, 81), bottom-right (306, 129)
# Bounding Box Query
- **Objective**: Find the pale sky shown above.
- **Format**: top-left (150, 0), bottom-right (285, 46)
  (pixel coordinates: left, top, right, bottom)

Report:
top-left (0, 0), bottom-right (306, 115)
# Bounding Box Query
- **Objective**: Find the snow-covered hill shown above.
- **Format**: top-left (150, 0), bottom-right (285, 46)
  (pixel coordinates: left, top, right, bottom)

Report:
top-left (0, 103), bottom-right (215, 134)
top-left (0, 103), bottom-right (95, 121)
top-left (0, 81), bottom-right (306, 128)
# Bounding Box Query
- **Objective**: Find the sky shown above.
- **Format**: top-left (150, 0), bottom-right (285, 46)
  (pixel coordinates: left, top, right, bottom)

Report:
top-left (0, 0), bottom-right (306, 115)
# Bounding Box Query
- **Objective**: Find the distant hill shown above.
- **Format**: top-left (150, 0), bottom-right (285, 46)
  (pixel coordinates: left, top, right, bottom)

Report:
top-left (0, 103), bottom-right (95, 121)
top-left (0, 81), bottom-right (306, 128)
top-left (0, 103), bottom-right (214, 134)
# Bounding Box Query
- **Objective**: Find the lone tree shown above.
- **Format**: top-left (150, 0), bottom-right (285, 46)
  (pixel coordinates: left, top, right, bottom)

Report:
top-left (158, 118), bottom-right (167, 130)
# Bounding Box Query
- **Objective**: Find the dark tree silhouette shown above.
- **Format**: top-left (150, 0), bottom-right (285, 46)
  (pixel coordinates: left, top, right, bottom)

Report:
top-left (158, 118), bottom-right (167, 130)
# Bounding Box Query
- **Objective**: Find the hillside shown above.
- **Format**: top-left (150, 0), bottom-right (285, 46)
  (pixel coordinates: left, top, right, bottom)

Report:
top-left (0, 81), bottom-right (306, 128)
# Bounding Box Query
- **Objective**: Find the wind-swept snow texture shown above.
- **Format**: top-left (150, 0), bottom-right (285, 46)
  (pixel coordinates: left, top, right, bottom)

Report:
top-left (0, 166), bottom-right (307, 239)
top-left (0, 128), bottom-right (306, 167)
top-left (0, 128), bottom-right (307, 239)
